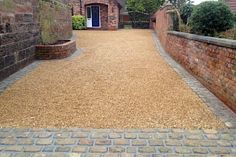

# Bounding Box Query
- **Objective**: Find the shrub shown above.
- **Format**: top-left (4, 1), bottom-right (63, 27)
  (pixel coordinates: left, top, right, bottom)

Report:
top-left (180, 3), bottom-right (194, 24)
top-left (219, 26), bottom-right (236, 40)
top-left (72, 15), bottom-right (86, 30)
top-left (189, 1), bottom-right (234, 36)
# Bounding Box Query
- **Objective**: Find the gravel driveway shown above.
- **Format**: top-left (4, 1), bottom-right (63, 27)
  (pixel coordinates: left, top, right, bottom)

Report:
top-left (0, 30), bottom-right (225, 129)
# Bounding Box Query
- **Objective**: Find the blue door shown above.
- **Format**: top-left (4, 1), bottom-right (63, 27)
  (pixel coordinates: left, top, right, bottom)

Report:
top-left (92, 6), bottom-right (100, 27)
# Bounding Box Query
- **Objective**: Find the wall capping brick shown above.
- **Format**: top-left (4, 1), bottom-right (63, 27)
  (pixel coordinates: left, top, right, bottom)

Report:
top-left (168, 31), bottom-right (236, 50)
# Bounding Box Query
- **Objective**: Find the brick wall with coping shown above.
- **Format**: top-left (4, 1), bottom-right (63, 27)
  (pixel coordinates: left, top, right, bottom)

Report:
top-left (0, 0), bottom-right (73, 81)
top-left (153, 4), bottom-right (236, 112)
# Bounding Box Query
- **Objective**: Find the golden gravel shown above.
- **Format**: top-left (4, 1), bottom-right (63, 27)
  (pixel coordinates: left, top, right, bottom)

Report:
top-left (0, 30), bottom-right (225, 129)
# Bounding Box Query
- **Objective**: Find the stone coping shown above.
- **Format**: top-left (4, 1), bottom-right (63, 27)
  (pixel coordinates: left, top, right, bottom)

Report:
top-left (168, 31), bottom-right (236, 49)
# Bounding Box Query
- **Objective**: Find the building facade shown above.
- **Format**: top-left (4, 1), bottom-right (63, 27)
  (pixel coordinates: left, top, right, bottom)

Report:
top-left (69, 0), bottom-right (122, 30)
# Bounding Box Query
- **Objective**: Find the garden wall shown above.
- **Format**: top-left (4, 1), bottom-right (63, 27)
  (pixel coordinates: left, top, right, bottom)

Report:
top-left (0, 0), bottom-right (72, 81)
top-left (153, 4), bottom-right (236, 112)
top-left (38, 0), bottom-right (72, 44)
top-left (0, 0), bottom-right (40, 81)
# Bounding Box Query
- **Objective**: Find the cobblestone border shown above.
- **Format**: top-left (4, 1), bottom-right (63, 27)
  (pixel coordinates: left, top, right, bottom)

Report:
top-left (0, 128), bottom-right (236, 157)
top-left (152, 32), bottom-right (236, 129)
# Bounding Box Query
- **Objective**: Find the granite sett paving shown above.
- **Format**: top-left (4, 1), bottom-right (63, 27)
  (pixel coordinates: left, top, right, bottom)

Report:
top-left (0, 128), bottom-right (236, 157)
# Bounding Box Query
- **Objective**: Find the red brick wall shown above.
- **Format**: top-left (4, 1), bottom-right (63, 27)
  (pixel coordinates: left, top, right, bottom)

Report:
top-left (153, 4), bottom-right (236, 112)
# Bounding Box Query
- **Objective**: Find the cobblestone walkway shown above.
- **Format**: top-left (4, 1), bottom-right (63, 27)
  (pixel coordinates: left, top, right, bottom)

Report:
top-left (0, 128), bottom-right (236, 157)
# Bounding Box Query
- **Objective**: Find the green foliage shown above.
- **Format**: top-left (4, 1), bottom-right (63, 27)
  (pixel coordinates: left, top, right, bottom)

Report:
top-left (126, 0), bottom-right (164, 28)
top-left (180, 3), bottom-right (194, 24)
top-left (219, 26), bottom-right (236, 40)
top-left (169, 0), bottom-right (193, 8)
top-left (72, 15), bottom-right (86, 30)
top-left (189, 1), bottom-right (234, 36)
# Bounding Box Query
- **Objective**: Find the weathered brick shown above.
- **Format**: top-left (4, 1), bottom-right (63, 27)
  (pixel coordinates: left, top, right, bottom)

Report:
top-left (4, 146), bottom-right (23, 152)
top-left (139, 133), bottom-right (153, 139)
top-left (0, 138), bottom-right (17, 145)
top-left (72, 132), bottom-right (88, 138)
top-left (91, 133), bottom-right (107, 139)
top-left (209, 148), bottom-right (231, 154)
top-left (165, 140), bottom-right (182, 146)
top-left (90, 146), bottom-right (107, 153)
top-left (33, 132), bottom-right (52, 138)
top-left (35, 139), bottom-right (53, 145)
top-left (175, 147), bottom-right (192, 154)
top-left (124, 133), bottom-right (137, 139)
top-left (186, 134), bottom-right (204, 140)
top-left (158, 147), bottom-right (172, 153)
top-left (217, 140), bottom-right (232, 147)
top-left (200, 140), bottom-right (217, 147)
top-left (148, 139), bottom-right (164, 146)
top-left (23, 146), bottom-right (42, 152)
top-left (55, 139), bottom-right (76, 145)
top-left (138, 147), bottom-right (156, 153)
top-left (14, 153), bottom-right (31, 157)
top-left (169, 133), bottom-right (183, 140)
top-left (126, 147), bottom-right (136, 153)
top-left (42, 146), bottom-right (55, 152)
top-left (192, 148), bottom-right (208, 154)
top-left (183, 140), bottom-right (201, 147)
top-left (104, 154), bottom-right (119, 157)
top-left (0, 153), bottom-right (12, 157)
top-left (95, 139), bottom-right (111, 145)
top-left (153, 133), bottom-right (167, 139)
top-left (54, 132), bottom-right (71, 139)
top-left (55, 146), bottom-right (71, 152)
top-left (32, 153), bottom-right (47, 157)
top-left (72, 146), bottom-right (87, 153)
top-left (78, 139), bottom-right (93, 146)
top-left (113, 139), bottom-right (129, 145)
top-left (109, 146), bottom-right (125, 153)
top-left (17, 138), bottom-right (34, 145)
top-left (108, 133), bottom-right (121, 139)
top-left (120, 153), bottom-right (133, 157)
top-left (132, 140), bottom-right (147, 146)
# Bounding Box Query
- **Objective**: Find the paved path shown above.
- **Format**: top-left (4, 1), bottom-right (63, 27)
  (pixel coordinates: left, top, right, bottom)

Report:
top-left (0, 30), bottom-right (236, 156)
top-left (0, 30), bottom-right (230, 128)
top-left (0, 128), bottom-right (236, 157)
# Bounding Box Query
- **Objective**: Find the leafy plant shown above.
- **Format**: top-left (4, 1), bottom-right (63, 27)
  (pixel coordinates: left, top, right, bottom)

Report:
top-left (72, 15), bottom-right (86, 30)
top-left (180, 3), bottom-right (194, 24)
top-left (126, 0), bottom-right (164, 28)
top-left (189, 1), bottom-right (234, 36)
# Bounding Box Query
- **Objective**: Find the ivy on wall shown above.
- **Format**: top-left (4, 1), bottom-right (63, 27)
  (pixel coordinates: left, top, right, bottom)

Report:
top-left (0, 0), bottom-right (16, 12)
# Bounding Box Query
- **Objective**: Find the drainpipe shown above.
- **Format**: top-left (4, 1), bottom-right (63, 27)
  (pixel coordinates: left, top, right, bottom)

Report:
top-left (80, 0), bottom-right (82, 15)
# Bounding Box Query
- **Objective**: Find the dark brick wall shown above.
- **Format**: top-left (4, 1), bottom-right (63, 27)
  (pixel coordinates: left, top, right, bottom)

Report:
top-left (0, 0), bottom-right (40, 81)
top-left (0, 0), bottom-right (72, 81)
top-left (153, 4), bottom-right (236, 113)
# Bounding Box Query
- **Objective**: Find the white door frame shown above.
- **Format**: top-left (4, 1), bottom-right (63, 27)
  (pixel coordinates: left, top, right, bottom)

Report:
top-left (86, 5), bottom-right (101, 28)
